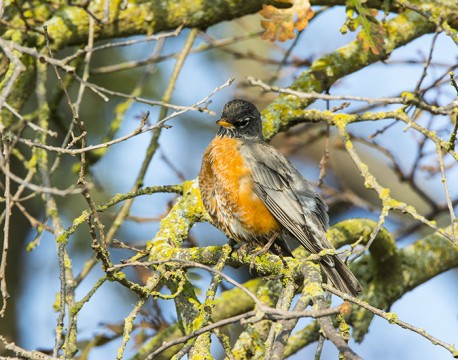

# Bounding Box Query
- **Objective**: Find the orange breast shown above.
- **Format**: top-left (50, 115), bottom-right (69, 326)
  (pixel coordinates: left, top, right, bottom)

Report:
top-left (199, 137), bottom-right (280, 240)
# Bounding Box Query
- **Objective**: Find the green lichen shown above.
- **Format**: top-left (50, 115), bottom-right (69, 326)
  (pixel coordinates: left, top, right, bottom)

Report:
top-left (334, 114), bottom-right (350, 128)
top-left (147, 179), bottom-right (206, 259)
top-left (260, 10), bottom-right (437, 140)
top-left (52, 292), bottom-right (61, 312)
top-left (384, 198), bottom-right (402, 208)
top-left (56, 233), bottom-right (68, 244)
top-left (27, 154), bottom-right (38, 170)
top-left (0, 51), bottom-right (36, 128)
top-left (380, 187), bottom-right (391, 201)
top-left (302, 280), bottom-right (322, 298)
top-left (337, 314), bottom-right (351, 341)
top-left (47, 207), bottom-right (58, 218)
top-left (401, 91), bottom-right (416, 101)
top-left (328, 218), bottom-right (397, 265)
top-left (261, 100), bottom-right (312, 140)
top-left (109, 271), bottom-right (126, 282)
top-left (64, 256), bottom-right (72, 269)
top-left (385, 312), bottom-right (398, 324)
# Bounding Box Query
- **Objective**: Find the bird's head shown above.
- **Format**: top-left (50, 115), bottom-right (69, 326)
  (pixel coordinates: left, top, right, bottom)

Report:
top-left (216, 99), bottom-right (263, 140)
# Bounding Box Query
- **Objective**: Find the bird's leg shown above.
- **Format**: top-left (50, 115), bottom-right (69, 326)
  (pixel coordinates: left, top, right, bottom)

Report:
top-left (249, 232), bottom-right (280, 271)
top-left (273, 243), bottom-right (289, 268)
top-left (259, 232), bottom-right (281, 254)
top-left (228, 238), bottom-right (249, 260)
top-left (235, 241), bottom-right (255, 261)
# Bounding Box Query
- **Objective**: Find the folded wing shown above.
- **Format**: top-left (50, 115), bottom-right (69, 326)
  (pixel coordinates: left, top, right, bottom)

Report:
top-left (241, 141), bottom-right (362, 296)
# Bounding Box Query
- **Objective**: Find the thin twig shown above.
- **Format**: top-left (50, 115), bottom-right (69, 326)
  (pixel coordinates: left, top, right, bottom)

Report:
top-left (0, 142), bottom-right (11, 317)
top-left (0, 38), bottom-right (74, 73)
top-left (72, 75), bottom-right (214, 113)
top-left (247, 76), bottom-right (455, 115)
top-left (3, 102), bottom-right (58, 137)
top-left (323, 284), bottom-right (458, 357)
top-left (314, 296), bottom-right (361, 360)
top-left (437, 145), bottom-right (457, 241)
top-left (102, 27), bottom-right (220, 253)
top-left (111, 259), bottom-right (343, 321)
top-left (146, 310), bottom-right (257, 359)
top-left (110, 259), bottom-right (260, 306)
top-left (0, 145), bottom-right (83, 197)
top-left (270, 264), bottom-right (313, 359)
top-left (349, 205), bottom-right (390, 261)
top-left (90, 30), bottom-right (263, 75)
top-left (42, 26), bottom-right (78, 358)
top-left (269, 27), bottom-right (305, 84)
top-left (0, 336), bottom-right (52, 360)
top-left (265, 276), bottom-right (297, 359)
top-left (146, 302), bottom-right (341, 359)
top-left (318, 103), bottom-right (331, 187)
top-left (314, 334), bottom-right (325, 360)
top-left (414, 29), bottom-right (440, 93)
top-left (0, 42), bottom-right (25, 110)
top-left (62, 26), bottom-right (183, 64)
top-left (74, 17), bottom-right (108, 253)
top-left (336, 121), bottom-right (456, 243)
top-left (116, 275), bottom-right (161, 360)
top-left (14, 78), bottom-right (233, 155)
top-left (188, 244), bottom-right (232, 358)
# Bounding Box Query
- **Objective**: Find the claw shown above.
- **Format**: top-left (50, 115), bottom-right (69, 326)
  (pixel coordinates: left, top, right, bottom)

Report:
top-left (249, 233), bottom-right (280, 273)
top-left (249, 252), bottom-right (259, 273)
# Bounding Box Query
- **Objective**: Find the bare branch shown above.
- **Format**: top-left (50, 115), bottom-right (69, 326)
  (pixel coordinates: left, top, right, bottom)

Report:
top-left (0, 142), bottom-right (11, 317)
top-left (323, 284), bottom-right (458, 358)
top-left (14, 78), bottom-right (233, 156)
top-left (0, 42), bottom-right (25, 110)
top-left (248, 76), bottom-right (455, 115)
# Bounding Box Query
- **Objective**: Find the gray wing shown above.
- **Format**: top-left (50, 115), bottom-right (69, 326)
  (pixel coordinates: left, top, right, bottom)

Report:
top-left (240, 140), bottom-right (333, 265)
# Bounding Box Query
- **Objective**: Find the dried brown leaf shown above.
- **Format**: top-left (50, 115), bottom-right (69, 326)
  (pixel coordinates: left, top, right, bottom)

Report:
top-left (260, 0), bottom-right (314, 42)
top-left (346, 0), bottom-right (387, 56)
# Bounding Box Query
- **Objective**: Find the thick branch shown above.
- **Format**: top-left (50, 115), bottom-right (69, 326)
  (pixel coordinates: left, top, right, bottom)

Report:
top-left (40, 1), bottom-right (281, 50)
top-left (141, 204), bottom-right (457, 358)
top-left (260, 9), bottom-right (440, 139)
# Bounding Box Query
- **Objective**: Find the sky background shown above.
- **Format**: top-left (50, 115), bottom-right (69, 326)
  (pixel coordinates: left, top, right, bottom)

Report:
top-left (12, 5), bottom-right (458, 359)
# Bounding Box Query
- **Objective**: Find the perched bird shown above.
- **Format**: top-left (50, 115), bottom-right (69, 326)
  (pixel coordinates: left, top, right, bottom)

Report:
top-left (199, 99), bottom-right (362, 296)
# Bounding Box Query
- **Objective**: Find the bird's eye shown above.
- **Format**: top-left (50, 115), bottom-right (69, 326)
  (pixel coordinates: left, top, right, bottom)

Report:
top-left (238, 117), bottom-right (250, 127)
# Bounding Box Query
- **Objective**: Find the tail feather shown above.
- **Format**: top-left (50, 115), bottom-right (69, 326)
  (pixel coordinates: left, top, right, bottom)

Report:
top-left (321, 256), bottom-right (362, 297)
top-left (272, 233), bottom-right (362, 296)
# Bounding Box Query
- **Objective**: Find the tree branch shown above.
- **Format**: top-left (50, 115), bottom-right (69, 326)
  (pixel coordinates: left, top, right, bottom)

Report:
top-left (260, 9), bottom-right (440, 139)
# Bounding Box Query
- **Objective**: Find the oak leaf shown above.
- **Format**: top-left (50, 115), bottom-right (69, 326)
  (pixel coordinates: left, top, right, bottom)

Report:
top-left (345, 0), bottom-right (387, 56)
top-left (260, 0), bottom-right (314, 42)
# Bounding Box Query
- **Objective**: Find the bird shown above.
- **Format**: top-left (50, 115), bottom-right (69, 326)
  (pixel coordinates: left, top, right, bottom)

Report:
top-left (198, 99), bottom-right (362, 296)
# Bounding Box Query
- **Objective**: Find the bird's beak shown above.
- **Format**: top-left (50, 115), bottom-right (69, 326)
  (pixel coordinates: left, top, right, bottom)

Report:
top-left (216, 119), bottom-right (234, 128)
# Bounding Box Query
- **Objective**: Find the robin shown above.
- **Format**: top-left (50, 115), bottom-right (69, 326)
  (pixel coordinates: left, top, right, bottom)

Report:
top-left (199, 99), bottom-right (362, 296)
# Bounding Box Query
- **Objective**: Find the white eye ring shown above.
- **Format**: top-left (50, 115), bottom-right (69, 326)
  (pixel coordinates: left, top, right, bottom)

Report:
top-left (239, 117), bottom-right (250, 127)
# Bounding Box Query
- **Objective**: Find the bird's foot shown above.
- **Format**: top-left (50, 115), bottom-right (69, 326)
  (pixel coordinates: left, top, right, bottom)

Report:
top-left (273, 244), bottom-right (289, 268)
top-left (249, 245), bottom-right (268, 270)
top-left (249, 250), bottom-right (263, 273)
top-left (249, 233), bottom-right (280, 272)
top-left (235, 243), bottom-right (252, 260)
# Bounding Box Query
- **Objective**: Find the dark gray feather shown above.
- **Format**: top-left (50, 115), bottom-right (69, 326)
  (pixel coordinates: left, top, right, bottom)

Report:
top-left (240, 141), bottom-right (334, 263)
